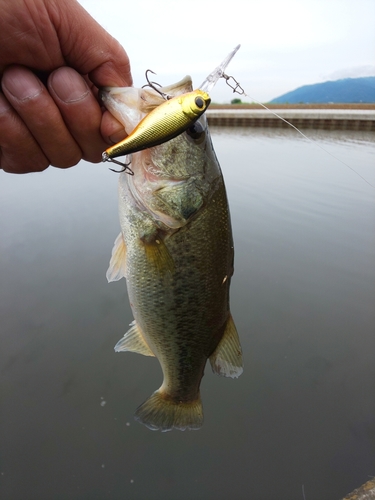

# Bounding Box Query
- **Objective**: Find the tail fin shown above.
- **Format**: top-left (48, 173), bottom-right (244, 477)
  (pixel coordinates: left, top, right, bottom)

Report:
top-left (134, 390), bottom-right (203, 432)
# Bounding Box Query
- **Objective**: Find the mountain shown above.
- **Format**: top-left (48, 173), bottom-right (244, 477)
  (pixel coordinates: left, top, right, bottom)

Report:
top-left (270, 76), bottom-right (375, 104)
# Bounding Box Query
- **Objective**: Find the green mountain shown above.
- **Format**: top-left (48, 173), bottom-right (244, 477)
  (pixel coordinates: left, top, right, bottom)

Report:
top-left (270, 77), bottom-right (375, 104)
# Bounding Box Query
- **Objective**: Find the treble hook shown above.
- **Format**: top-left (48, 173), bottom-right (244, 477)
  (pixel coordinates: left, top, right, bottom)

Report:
top-left (142, 70), bottom-right (171, 100)
top-left (102, 153), bottom-right (134, 175)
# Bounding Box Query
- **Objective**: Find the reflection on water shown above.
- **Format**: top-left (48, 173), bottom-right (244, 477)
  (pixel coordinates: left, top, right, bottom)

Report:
top-left (1, 128), bottom-right (374, 500)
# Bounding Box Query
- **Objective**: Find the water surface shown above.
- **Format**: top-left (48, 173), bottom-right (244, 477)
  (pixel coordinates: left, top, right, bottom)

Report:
top-left (1, 127), bottom-right (374, 500)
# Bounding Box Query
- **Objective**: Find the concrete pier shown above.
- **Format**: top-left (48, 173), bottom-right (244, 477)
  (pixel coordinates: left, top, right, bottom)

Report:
top-left (206, 108), bottom-right (375, 131)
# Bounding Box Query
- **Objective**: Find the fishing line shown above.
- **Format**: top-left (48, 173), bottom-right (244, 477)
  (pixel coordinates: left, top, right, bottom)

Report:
top-left (221, 73), bottom-right (374, 188)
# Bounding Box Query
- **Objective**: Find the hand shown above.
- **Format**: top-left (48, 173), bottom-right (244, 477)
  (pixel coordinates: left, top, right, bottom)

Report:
top-left (0, 0), bottom-right (132, 174)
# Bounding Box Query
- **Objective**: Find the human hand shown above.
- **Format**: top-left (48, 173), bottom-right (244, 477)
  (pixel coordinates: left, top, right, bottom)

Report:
top-left (0, 0), bottom-right (132, 174)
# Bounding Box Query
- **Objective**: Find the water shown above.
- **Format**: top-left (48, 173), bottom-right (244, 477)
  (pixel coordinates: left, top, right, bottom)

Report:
top-left (1, 127), bottom-right (374, 500)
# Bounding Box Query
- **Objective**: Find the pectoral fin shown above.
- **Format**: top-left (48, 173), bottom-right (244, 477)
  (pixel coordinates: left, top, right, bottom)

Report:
top-left (106, 233), bottom-right (127, 282)
top-left (143, 237), bottom-right (175, 274)
top-left (209, 315), bottom-right (243, 378)
top-left (114, 321), bottom-right (155, 357)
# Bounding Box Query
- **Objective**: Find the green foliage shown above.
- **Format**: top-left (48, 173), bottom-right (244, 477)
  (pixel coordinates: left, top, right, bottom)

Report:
top-left (231, 98), bottom-right (242, 105)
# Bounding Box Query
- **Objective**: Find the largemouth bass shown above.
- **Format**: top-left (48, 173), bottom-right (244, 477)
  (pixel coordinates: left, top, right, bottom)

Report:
top-left (102, 76), bottom-right (243, 432)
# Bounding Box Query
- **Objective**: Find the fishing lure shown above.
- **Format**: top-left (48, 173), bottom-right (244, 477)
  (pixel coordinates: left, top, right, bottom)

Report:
top-left (102, 89), bottom-right (210, 168)
top-left (101, 46), bottom-right (241, 172)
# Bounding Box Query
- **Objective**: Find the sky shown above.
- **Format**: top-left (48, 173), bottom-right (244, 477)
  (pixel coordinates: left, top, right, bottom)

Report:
top-left (78, 0), bottom-right (375, 103)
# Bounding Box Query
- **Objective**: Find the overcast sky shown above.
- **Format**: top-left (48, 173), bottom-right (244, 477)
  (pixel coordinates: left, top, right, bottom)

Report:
top-left (79, 0), bottom-right (375, 103)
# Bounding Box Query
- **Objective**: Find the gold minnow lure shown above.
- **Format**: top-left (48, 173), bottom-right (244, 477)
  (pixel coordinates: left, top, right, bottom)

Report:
top-left (102, 89), bottom-right (211, 164)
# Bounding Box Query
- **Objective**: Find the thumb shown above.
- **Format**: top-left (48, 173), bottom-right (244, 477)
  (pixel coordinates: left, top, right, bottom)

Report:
top-left (48, 0), bottom-right (132, 87)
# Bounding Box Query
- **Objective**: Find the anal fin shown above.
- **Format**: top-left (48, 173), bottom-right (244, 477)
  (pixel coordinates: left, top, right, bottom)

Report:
top-left (209, 314), bottom-right (243, 378)
top-left (114, 321), bottom-right (155, 357)
top-left (106, 232), bottom-right (127, 282)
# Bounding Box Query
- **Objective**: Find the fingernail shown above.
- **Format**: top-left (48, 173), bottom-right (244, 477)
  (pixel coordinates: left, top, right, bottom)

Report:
top-left (50, 68), bottom-right (89, 103)
top-left (3, 69), bottom-right (43, 101)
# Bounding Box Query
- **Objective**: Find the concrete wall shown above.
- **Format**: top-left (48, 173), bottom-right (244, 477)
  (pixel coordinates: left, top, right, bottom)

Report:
top-left (206, 109), bottom-right (375, 131)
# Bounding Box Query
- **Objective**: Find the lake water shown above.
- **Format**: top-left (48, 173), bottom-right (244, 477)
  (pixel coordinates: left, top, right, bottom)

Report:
top-left (1, 127), bottom-right (374, 500)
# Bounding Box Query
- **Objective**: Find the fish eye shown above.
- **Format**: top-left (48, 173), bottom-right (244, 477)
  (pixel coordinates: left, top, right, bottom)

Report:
top-left (186, 121), bottom-right (205, 141)
top-left (195, 97), bottom-right (204, 109)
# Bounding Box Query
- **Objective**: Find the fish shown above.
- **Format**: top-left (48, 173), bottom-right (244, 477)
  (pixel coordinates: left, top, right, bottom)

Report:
top-left (102, 75), bottom-right (243, 432)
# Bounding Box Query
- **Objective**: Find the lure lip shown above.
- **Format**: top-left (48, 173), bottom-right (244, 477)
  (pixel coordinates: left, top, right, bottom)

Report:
top-left (199, 44), bottom-right (241, 93)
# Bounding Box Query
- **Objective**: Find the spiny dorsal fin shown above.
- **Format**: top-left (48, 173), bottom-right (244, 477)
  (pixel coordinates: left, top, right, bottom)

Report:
top-left (114, 321), bottom-right (155, 357)
top-left (106, 233), bottom-right (127, 282)
top-left (209, 315), bottom-right (243, 378)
